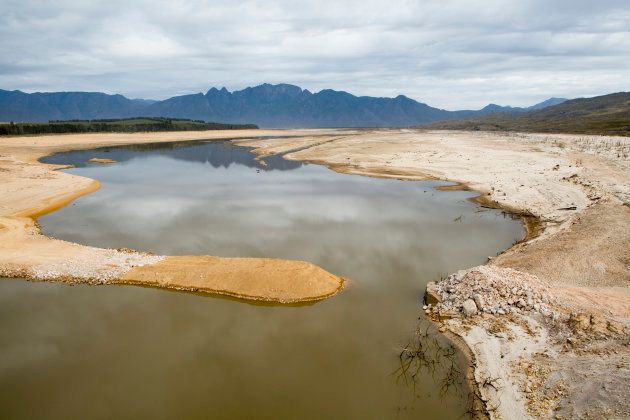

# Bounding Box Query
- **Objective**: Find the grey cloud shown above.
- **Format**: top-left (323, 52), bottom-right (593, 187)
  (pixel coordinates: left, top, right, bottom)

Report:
top-left (0, 0), bottom-right (628, 108)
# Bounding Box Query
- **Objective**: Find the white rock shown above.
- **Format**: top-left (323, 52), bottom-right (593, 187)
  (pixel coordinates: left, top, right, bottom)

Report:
top-left (462, 299), bottom-right (478, 317)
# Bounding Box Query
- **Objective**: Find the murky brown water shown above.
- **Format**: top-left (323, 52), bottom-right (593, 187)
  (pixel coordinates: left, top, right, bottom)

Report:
top-left (0, 141), bottom-right (523, 419)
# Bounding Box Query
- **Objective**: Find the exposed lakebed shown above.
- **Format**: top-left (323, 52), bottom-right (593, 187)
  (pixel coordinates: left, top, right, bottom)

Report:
top-left (1, 140), bottom-right (523, 419)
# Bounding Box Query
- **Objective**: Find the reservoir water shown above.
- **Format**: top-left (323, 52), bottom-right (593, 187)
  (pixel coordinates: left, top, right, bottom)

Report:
top-left (0, 140), bottom-right (523, 419)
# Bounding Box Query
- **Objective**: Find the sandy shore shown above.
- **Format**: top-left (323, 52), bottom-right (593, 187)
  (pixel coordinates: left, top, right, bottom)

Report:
top-left (1, 128), bottom-right (628, 417)
top-left (0, 129), bottom-right (345, 303)
top-left (239, 130), bottom-right (630, 419)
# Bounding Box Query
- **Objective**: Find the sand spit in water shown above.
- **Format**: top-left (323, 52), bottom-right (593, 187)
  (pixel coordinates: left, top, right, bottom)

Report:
top-left (240, 130), bottom-right (630, 419)
top-left (88, 157), bottom-right (116, 164)
top-left (120, 256), bottom-right (343, 303)
top-left (0, 129), bottom-right (346, 303)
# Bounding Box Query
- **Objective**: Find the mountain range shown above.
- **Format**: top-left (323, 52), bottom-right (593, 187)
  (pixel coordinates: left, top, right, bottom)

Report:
top-left (0, 84), bottom-right (566, 128)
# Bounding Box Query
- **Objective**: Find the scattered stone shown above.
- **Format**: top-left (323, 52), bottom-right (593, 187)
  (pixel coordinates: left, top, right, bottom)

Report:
top-left (462, 299), bottom-right (478, 316)
top-left (424, 281), bottom-right (440, 305)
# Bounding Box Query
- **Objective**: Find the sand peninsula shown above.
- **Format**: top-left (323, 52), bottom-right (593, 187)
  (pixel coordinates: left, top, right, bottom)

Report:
top-left (1, 128), bottom-right (629, 418)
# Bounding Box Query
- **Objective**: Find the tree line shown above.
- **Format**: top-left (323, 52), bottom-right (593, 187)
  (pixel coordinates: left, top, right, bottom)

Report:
top-left (0, 117), bottom-right (258, 136)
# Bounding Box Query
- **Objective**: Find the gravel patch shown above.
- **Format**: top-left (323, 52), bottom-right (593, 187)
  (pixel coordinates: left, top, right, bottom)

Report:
top-left (425, 265), bottom-right (558, 318)
top-left (30, 248), bottom-right (164, 283)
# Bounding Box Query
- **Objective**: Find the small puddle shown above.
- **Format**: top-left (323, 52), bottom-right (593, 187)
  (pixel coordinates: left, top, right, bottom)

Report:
top-left (0, 140), bottom-right (523, 419)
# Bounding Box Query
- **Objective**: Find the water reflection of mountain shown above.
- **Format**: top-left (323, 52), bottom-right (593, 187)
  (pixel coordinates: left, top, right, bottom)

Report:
top-left (41, 140), bottom-right (303, 171)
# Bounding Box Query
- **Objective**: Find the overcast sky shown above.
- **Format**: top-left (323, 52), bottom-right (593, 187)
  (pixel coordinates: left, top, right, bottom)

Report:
top-left (1, 0), bottom-right (629, 109)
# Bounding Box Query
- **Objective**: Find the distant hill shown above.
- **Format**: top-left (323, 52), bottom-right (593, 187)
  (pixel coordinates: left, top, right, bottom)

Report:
top-left (0, 84), bottom-right (566, 128)
top-left (424, 92), bottom-right (630, 136)
top-left (475, 97), bottom-right (567, 115)
top-left (526, 97), bottom-right (567, 110)
top-left (0, 90), bottom-right (148, 122)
